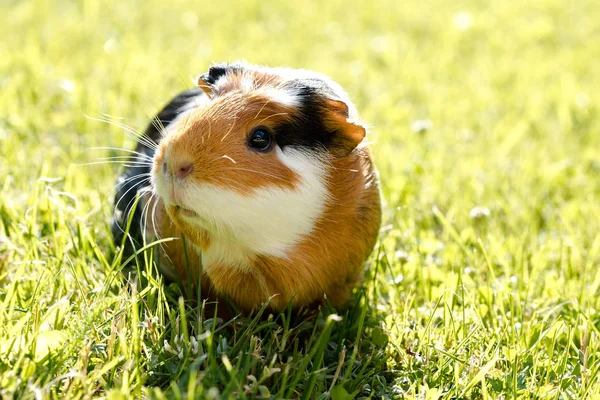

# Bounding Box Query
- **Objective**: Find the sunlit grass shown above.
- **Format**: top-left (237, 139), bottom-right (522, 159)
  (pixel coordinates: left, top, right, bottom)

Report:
top-left (1, 0), bottom-right (600, 398)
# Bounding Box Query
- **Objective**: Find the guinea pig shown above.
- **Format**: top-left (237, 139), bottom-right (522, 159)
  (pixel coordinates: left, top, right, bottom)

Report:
top-left (112, 62), bottom-right (381, 312)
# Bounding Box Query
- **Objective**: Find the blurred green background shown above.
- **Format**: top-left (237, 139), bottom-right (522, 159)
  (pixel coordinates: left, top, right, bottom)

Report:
top-left (2, 0), bottom-right (599, 225)
top-left (1, 0), bottom-right (600, 397)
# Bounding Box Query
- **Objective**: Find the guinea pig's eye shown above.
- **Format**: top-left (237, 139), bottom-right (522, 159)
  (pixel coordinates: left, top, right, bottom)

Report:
top-left (248, 128), bottom-right (273, 151)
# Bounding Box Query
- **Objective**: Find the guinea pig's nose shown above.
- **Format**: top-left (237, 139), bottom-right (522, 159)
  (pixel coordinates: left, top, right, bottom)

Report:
top-left (174, 162), bottom-right (194, 179)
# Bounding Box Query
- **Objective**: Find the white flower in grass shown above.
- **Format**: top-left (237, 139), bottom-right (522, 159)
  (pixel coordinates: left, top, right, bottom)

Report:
top-left (328, 314), bottom-right (343, 322)
top-left (163, 340), bottom-right (177, 355)
top-left (103, 37), bottom-right (118, 53)
top-left (411, 119), bottom-right (433, 134)
top-left (191, 336), bottom-right (198, 355)
top-left (58, 79), bottom-right (76, 93)
top-left (453, 12), bottom-right (473, 30)
top-left (395, 250), bottom-right (409, 262)
top-left (470, 206), bottom-right (490, 220)
top-left (575, 92), bottom-right (590, 109)
top-left (514, 322), bottom-right (522, 330)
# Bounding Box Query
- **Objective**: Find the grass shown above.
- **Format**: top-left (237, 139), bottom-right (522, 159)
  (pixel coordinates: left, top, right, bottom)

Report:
top-left (1, 0), bottom-right (600, 398)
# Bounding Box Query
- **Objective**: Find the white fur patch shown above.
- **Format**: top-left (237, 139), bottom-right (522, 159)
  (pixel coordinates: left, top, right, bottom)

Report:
top-left (200, 239), bottom-right (250, 270)
top-left (162, 147), bottom-right (329, 270)
top-left (261, 87), bottom-right (300, 108)
top-left (212, 74), bottom-right (254, 93)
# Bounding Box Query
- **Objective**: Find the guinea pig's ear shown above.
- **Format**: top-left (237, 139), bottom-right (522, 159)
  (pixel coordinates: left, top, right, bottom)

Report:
top-left (321, 99), bottom-right (367, 157)
top-left (195, 64), bottom-right (230, 96)
top-left (196, 74), bottom-right (213, 96)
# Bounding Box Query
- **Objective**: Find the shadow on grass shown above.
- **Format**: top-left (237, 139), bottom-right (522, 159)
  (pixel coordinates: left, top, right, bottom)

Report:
top-left (117, 257), bottom-right (394, 398)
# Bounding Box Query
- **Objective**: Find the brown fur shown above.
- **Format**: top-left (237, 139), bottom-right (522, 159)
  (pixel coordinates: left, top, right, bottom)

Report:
top-left (149, 152), bottom-right (380, 312)
top-left (153, 90), bottom-right (300, 195)
top-left (146, 65), bottom-right (381, 312)
top-left (208, 148), bottom-right (381, 310)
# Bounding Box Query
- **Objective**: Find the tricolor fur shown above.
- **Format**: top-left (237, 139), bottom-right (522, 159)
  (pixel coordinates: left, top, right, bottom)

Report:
top-left (113, 62), bottom-right (381, 311)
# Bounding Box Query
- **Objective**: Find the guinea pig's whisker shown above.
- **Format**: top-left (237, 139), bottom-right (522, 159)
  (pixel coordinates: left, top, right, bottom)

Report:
top-left (219, 167), bottom-right (291, 183)
top-left (137, 186), bottom-right (153, 195)
top-left (112, 184), bottom-right (152, 237)
top-left (97, 156), bottom-right (152, 164)
top-left (100, 113), bottom-right (133, 121)
top-left (205, 154), bottom-right (234, 166)
top-left (151, 116), bottom-right (173, 141)
top-left (115, 177), bottom-right (150, 200)
top-left (220, 118), bottom-right (238, 141)
top-left (117, 171), bottom-right (152, 182)
top-left (98, 156), bottom-right (153, 164)
top-left (147, 193), bottom-right (158, 238)
top-left (141, 191), bottom-right (155, 241)
top-left (99, 159), bottom-right (153, 168)
top-left (88, 147), bottom-right (154, 161)
top-left (114, 179), bottom-right (152, 220)
top-left (256, 112), bottom-right (290, 125)
top-left (149, 193), bottom-right (176, 266)
top-left (150, 115), bottom-right (166, 131)
top-left (254, 100), bottom-right (272, 119)
top-left (115, 194), bottom-right (149, 237)
top-left (75, 161), bottom-right (153, 168)
top-left (115, 174), bottom-right (151, 191)
top-left (86, 115), bottom-right (158, 150)
top-left (100, 153), bottom-right (153, 162)
top-left (220, 155), bottom-right (237, 164)
top-left (150, 196), bottom-right (163, 245)
top-left (138, 189), bottom-right (155, 230)
top-left (102, 116), bottom-right (157, 150)
top-left (197, 117), bottom-right (213, 142)
top-left (118, 184), bottom-right (153, 219)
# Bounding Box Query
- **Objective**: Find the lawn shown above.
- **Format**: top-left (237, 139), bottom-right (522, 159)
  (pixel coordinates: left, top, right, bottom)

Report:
top-left (1, 0), bottom-right (600, 398)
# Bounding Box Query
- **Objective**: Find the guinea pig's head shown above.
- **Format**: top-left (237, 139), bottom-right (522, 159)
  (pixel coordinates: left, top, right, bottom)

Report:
top-left (151, 62), bottom-right (367, 257)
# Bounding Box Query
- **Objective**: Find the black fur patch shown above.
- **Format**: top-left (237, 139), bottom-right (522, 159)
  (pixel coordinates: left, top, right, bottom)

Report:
top-left (199, 62), bottom-right (247, 86)
top-left (273, 78), bottom-right (346, 152)
top-left (200, 62), bottom-right (348, 152)
top-left (273, 85), bottom-right (334, 151)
